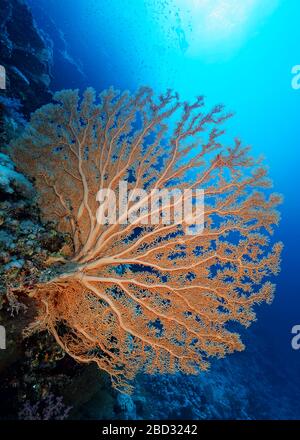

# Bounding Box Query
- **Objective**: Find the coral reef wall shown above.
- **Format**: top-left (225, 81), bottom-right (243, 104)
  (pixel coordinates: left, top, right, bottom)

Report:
top-left (26, 0), bottom-right (87, 90)
top-left (0, 0), bottom-right (52, 116)
top-left (0, 0), bottom-right (87, 146)
top-left (0, 1), bottom-right (69, 419)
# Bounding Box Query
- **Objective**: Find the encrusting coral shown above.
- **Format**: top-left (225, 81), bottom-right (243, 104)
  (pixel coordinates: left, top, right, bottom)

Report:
top-left (10, 87), bottom-right (282, 393)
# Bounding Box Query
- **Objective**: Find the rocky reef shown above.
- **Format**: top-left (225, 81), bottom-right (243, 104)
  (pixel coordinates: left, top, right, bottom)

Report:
top-left (0, 148), bottom-right (71, 419)
top-left (0, 0), bottom-right (86, 147)
top-left (27, 0), bottom-right (87, 91)
top-left (0, 0), bottom-right (90, 420)
top-left (0, 0), bottom-right (52, 116)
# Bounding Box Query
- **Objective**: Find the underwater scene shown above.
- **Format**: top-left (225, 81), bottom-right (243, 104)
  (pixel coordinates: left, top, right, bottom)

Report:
top-left (0, 0), bottom-right (300, 425)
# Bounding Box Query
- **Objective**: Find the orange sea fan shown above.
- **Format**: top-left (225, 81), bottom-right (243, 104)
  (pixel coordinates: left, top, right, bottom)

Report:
top-left (10, 87), bottom-right (282, 393)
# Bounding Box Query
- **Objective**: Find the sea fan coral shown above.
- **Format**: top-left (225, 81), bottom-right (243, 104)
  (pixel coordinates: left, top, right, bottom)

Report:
top-left (10, 87), bottom-right (282, 393)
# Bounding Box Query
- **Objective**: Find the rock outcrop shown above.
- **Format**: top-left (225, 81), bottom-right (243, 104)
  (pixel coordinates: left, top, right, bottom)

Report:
top-left (0, 0), bottom-right (52, 116)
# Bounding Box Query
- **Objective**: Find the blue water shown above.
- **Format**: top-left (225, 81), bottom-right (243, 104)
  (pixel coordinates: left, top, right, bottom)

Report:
top-left (27, 0), bottom-right (300, 419)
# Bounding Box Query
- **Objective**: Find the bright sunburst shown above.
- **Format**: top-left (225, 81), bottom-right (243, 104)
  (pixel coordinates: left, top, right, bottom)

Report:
top-left (195, 0), bottom-right (259, 37)
top-left (173, 0), bottom-right (279, 57)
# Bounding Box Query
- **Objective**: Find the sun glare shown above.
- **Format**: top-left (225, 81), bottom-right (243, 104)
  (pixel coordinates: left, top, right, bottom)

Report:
top-left (173, 0), bottom-right (279, 57)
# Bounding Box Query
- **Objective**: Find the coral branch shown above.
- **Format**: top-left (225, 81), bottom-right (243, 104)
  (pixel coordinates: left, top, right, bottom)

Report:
top-left (10, 87), bottom-right (282, 393)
